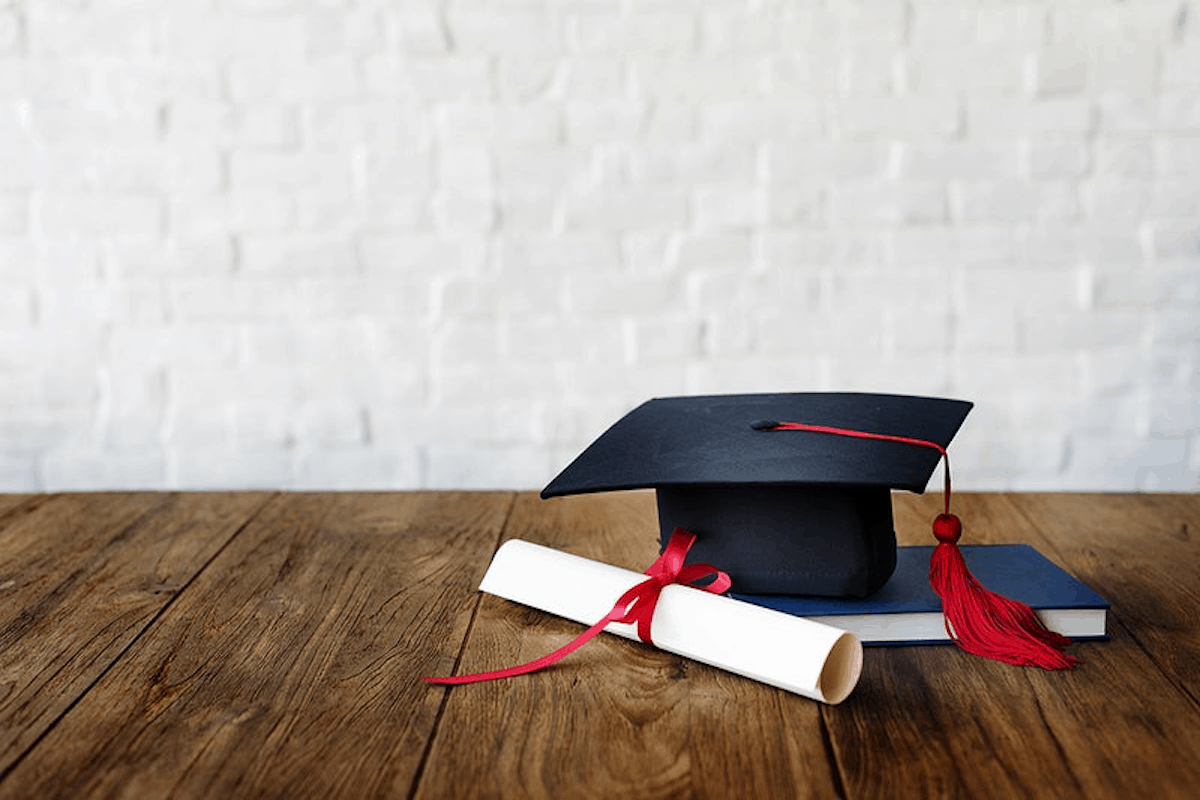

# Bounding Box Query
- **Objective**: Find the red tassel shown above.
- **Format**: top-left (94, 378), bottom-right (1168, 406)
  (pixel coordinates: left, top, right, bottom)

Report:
top-left (930, 514), bottom-right (1079, 670)
top-left (760, 420), bottom-right (1081, 670)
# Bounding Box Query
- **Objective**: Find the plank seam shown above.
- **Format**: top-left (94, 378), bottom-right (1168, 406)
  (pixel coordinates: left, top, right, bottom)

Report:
top-left (0, 491), bottom-right (281, 787)
top-left (406, 491), bottom-right (519, 800)
top-left (817, 705), bottom-right (848, 800)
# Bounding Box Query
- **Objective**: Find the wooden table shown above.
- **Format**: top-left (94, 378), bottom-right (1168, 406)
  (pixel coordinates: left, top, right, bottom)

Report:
top-left (1, 491), bottom-right (1198, 798)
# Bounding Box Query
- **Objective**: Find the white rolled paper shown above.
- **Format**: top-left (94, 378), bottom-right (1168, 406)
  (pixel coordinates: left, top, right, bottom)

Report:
top-left (479, 539), bottom-right (863, 705)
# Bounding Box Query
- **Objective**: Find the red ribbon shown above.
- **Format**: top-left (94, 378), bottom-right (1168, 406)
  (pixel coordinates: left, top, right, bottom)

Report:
top-left (424, 528), bottom-right (731, 686)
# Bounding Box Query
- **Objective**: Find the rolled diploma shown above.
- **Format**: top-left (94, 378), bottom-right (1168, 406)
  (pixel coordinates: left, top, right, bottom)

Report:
top-left (479, 539), bottom-right (863, 705)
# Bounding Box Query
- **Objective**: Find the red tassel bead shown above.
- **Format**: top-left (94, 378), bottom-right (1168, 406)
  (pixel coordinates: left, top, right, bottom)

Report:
top-left (932, 513), bottom-right (962, 544)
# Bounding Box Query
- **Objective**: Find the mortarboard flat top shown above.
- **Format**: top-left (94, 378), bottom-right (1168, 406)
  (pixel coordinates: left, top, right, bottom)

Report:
top-left (541, 392), bottom-right (973, 499)
top-left (541, 392), bottom-right (973, 598)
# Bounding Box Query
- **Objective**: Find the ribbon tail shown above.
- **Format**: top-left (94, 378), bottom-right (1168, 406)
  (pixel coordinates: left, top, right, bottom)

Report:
top-left (424, 611), bottom-right (618, 685)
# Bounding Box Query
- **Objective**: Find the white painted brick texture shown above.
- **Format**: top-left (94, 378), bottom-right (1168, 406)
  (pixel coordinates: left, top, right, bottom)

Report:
top-left (0, 0), bottom-right (1197, 492)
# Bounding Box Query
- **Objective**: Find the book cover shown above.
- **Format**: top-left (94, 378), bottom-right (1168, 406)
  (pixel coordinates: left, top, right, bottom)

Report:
top-left (732, 544), bottom-right (1109, 646)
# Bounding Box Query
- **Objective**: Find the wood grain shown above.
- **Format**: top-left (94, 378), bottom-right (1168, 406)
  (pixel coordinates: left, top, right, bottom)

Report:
top-left (830, 492), bottom-right (1200, 799)
top-left (1, 491), bottom-right (1198, 800)
top-left (0, 492), bottom-right (270, 777)
top-left (416, 490), bottom-right (843, 800)
top-left (0, 492), bottom-right (512, 799)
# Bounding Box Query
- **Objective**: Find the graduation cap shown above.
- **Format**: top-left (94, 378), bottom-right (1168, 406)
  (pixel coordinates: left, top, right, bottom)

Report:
top-left (543, 392), bottom-right (1080, 670)
top-left (542, 392), bottom-right (970, 598)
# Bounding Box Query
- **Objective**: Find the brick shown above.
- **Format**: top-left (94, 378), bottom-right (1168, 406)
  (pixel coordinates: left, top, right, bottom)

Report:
top-left (969, 98), bottom-right (1092, 135)
top-left (0, 284), bottom-right (32, 327)
top-left (630, 316), bottom-right (703, 363)
top-left (673, 232), bottom-right (753, 271)
top-left (496, 58), bottom-right (562, 102)
top-left (565, 272), bottom-right (684, 317)
top-left (1028, 139), bottom-right (1091, 180)
top-left (763, 230), bottom-right (887, 268)
top-left (906, 49), bottom-right (1027, 96)
top-left (27, 103), bottom-right (159, 146)
top-left (502, 316), bottom-right (624, 365)
top-left (766, 142), bottom-right (889, 183)
top-left (559, 57), bottom-right (625, 100)
top-left (830, 182), bottom-right (946, 225)
top-left (169, 447), bottom-right (294, 490)
top-left (1163, 45), bottom-right (1200, 89)
top-left (688, 355), bottom-right (822, 395)
top-left (1150, 180), bottom-right (1200, 219)
top-left (0, 60), bottom-right (90, 101)
top-left (496, 233), bottom-right (621, 273)
top-left (107, 324), bottom-right (239, 375)
top-left (1020, 309), bottom-right (1145, 352)
top-left (0, 10), bottom-right (21, 55)
top-left (27, 11), bottom-right (162, 57)
top-left (239, 235), bottom-right (359, 275)
top-left (631, 143), bottom-right (757, 185)
top-left (0, 456), bottom-right (38, 492)
top-left (436, 103), bottom-right (560, 145)
top-left (229, 56), bottom-right (359, 103)
top-left (229, 151), bottom-right (353, 193)
top-left (701, 101), bottom-right (823, 142)
top-left (563, 187), bottom-right (688, 231)
top-left (1091, 43), bottom-right (1159, 95)
top-left (632, 57), bottom-right (763, 101)
top-left (766, 53), bottom-right (841, 98)
top-left (390, 8), bottom-right (451, 54)
top-left (438, 273), bottom-right (557, 320)
top-left (1032, 48), bottom-right (1087, 97)
top-left (424, 442), bottom-right (549, 490)
top-left (306, 8), bottom-right (386, 58)
top-left (695, 185), bottom-right (766, 229)
top-left (42, 451), bottom-right (166, 491)
top-left (840, 45), bottom-right (900, 97)
top-left (572, 10), bottom-right (697, 53)
top-left (834, 98), bottom-right (959, 137)
top-left (165, 12), bottom-right (306, 60)
top-left (1059, 436), bottom-right (1187, 492)
top-left (167, 102), bottom-right (299, 147)
top-left (1080, 179), bottom-right (1154, 222)
top-left (360, 234), bottom-right (487, 273)
top-left (952, 180), bottom-right (1078, 224)
top-left (898, 142), bottom-right (1021, 182)
top-left (892, 226), bottom-right (1017, 267)
top-left (33, 193), bottom-right (161, 238)
top-left (1092, 139), bottom-right (1154, 178)
top-left (172, 192), bottom-right (293, 238)
top-left (1050, 4), bottom-right (1184, 45)
top-left (0, 191), bottom-right (24, 233)
top-left (295, 447), bottom-right (419, 490)
top-left (1156, 138), bottom-right (1200, 175)
top-left (363, 56), bottom-right (491, 101)
top-left (90, 62), bottom-right (222, 105)
top-left (170, 277), bottom-right (303, 322)
top-left (565, 100), bottom-right (650, 145)
top-left (1150, 225), bottom-right (1200, 261)
top-left (819, 0), bottom-right (907, 44)
top-left (446, 9), bottom-right (563, 55)
top-left (765, 186), bottom-right (823, 226)
top-left (1099, 94), bottom-right (1200, 133)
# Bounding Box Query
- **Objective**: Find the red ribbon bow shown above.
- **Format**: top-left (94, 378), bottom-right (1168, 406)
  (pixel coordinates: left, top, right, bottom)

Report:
top-left (425, 528), bottom-right (731, 685)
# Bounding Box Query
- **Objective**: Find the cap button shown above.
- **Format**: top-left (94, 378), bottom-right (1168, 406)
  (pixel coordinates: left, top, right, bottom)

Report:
top-left (933, 513), bottom-right (962, 544)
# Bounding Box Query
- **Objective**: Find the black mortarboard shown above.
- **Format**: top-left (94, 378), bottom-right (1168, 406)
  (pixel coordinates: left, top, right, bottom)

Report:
top-left (541, 392), bottom-right (973, 598)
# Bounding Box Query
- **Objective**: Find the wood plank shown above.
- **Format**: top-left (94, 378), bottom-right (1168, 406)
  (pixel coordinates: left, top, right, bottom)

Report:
top-left (0, 492), bottom-right (512, 799)
top-left (0, 492), bottom-right (271, 777)
top-left (993, 492), bottom-right (1200, 797)
top-left (817, 493), bottom-right (1087, 799)
top-left (0, 495), bottom-right (36, 519)
top-left (416, 490), bottom-right (843, 799)
top-left (822, 492), bottom-right (1200, 799)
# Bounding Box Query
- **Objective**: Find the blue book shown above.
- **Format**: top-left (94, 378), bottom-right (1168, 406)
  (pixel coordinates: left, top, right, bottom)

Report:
top-left (732, 544), bottom-right (1109, 646)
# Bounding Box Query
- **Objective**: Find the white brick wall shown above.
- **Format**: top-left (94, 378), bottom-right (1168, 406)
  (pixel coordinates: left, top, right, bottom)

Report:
top-left (0, 0), bottom-right (1197, 493)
